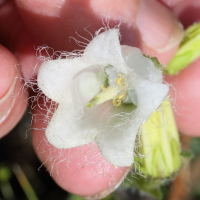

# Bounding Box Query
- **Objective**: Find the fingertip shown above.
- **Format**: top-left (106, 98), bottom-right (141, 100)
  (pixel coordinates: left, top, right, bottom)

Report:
top-left (0, 45), bottom-right (27, 138)
top-left (32, 111), bottom-right (129, 197)
top-left (165, 57), bottom-right (200, 136)
top-left (0, 45), bottom-right (16, 98)
top-left (136, 0), bottom-right (184, 53)
top-left (157, 45), bottom-right (179, 65)
top-left (140, 43), bottom-right (179, 65)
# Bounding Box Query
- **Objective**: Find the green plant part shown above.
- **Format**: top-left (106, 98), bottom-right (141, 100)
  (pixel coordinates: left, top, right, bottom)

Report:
top-left (165, 23), bottom-right (200, 75)
top-left (134, 98), bottom-right (182, 179)
top-left (122, 99), bottom-right (183, 199)
top-left (0, 165), bottom-right (12, 182)
top-left (144, 55), bottom-right (163, 69)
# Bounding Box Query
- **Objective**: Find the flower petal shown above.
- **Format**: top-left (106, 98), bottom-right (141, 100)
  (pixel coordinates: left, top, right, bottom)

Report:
top-left (105, 67), bottom-right (119, 87)
top-left (83, 29), bottom-right (127, 74)
top-left (121, 45), bottom-right (162, 83)
top-left (45, 103), bottom-right (96, 149)
top-left (134, 78), bottom-right (169, 121)
top-left (96, 104), bottom-right (137, 167)
top-left (72, 66), bottom-right (107, 107)
top-left (96, 79), bottom-right (169, 167)
top-left (37, 57), bottom-right (87, 103)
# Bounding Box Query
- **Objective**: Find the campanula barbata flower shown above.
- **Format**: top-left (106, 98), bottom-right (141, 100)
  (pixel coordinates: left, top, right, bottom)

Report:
top-left (37, 29), bottom-right (169, 167)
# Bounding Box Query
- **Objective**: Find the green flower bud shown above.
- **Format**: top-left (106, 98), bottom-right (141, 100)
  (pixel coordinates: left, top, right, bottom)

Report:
top-left (165, 23), bottom-right (200, 75)
top-left (134, 98), bottom-right (182, 179)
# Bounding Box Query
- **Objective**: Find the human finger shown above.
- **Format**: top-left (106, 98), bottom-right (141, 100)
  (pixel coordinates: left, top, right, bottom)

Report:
top-left (165, 58), bottom-right (200, 136)
top-left (0, 44), bottom-right (27, 138)
top-left (0, 0), bottom-right (40, 80)
top-left (14, 0), bottom-right (184, 65)
top-left (31, 101), bottom-right (130, 198)
top-left (163, 0), bottom-right (200, 136)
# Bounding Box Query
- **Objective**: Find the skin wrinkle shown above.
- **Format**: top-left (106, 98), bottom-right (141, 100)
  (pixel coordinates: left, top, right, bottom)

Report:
top-left (159, 0), bottom-right (185, 7)
top-left (0, 77), bottom-right (17, 124)
top-left (136, 0), bottom-right (183, 51)
top-left (0, 45), bottom-right (16, 98)
top-left (15, 0), bottom-right (103, 51)
top-left (15, 0), bottom-right (65, 16)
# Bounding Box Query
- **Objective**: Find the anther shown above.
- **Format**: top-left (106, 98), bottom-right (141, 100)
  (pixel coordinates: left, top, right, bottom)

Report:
top-left (101, 85), bottom-right (107, 91)
top-left (113, 95), bottom-right (122, 106)
top-left (112, 75), bottom-right (127, 106)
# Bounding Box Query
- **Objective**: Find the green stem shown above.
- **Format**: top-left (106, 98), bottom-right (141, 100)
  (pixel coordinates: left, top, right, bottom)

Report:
top-left (12, 164), bottom-right (39, 200)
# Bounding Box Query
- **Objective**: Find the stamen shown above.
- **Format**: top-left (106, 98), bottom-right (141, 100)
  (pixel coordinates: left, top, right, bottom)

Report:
top-left (113, 74), bottom-right (127, 106)
top-left (87, 74), bottom-right (128, 108)
top-left (113, 95), bottom-right (122, 106)
top-left (115, 74), bottom-right (126, 87)
top-left (101, 85), bottom-right (107, 91)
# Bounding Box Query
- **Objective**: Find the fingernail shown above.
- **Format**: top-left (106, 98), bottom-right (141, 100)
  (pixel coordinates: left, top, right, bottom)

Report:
top-left (82, 167), bottom-right (130, 200)
top-left (136, 0), bottom-right (184, 53)
top-left (0, 77), bottom-right (17, 124)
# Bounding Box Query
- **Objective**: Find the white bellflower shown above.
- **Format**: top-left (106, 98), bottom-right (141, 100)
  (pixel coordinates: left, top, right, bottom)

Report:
top-left (37, 29), bottom-right (169, 167)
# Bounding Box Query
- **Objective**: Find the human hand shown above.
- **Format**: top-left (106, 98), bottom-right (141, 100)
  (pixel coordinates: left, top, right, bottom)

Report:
top-left (0, 0), bottom-right (192, 198)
